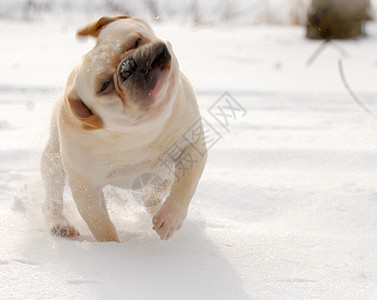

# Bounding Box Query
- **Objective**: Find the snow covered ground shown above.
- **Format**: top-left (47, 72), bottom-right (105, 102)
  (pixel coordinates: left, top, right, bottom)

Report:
top-left (1, 15), bottom-right (377, 299)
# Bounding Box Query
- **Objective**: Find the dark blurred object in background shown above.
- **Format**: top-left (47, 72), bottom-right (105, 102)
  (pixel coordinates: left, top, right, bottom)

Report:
top-left (307, 0), bottom-right (371, 39)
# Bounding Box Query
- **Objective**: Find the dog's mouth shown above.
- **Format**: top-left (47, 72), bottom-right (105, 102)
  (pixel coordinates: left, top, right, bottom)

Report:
top-left (117, 42), bottom-right (171, 101)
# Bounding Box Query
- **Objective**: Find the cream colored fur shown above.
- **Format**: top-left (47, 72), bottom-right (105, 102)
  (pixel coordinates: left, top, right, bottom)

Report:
top-left (41, 16), bottom-right (206, 242)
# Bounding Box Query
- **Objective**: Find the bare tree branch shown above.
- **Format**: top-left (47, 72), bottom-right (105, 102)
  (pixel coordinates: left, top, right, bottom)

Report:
top-left (338, 58), bottom-right (377, 122)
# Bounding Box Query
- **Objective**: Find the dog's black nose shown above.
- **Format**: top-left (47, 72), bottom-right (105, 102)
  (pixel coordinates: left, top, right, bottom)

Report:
top-left (120, 58), bottom-right (137, 81)
top-left (119, 43), bottom-right (171, 84)
top-left (151, 43), bottom-right (171, 70)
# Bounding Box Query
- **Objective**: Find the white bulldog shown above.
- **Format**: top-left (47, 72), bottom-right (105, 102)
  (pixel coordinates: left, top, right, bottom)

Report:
top-left (41, 16), bottom-right (207, 242)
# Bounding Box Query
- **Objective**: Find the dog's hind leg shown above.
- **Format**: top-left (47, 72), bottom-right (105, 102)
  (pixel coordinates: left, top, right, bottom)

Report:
top-left (41, 108), bottom-right (80, 238)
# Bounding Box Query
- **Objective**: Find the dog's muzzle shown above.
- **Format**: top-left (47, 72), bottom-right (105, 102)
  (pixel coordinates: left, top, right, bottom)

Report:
top-left (118, 42), bottom-right (171, 85)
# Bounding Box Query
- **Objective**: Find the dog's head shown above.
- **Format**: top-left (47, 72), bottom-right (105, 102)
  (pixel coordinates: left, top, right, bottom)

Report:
top-left (66, 16), bottom-right (179, 132)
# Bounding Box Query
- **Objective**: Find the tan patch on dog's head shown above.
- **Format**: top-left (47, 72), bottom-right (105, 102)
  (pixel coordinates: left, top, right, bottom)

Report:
top-left (64, 70), bottom-right (103, 130)
top-left (77, 15), bottom-right (131, 38)
top-left (68, 96), bottom-right (103, 130)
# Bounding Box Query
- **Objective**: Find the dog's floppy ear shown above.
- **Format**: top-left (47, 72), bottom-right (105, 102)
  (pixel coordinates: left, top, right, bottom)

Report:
top-left (68, 96), bottom-right (103, 130)
top-left (77, 15), bottom-right (130, 38)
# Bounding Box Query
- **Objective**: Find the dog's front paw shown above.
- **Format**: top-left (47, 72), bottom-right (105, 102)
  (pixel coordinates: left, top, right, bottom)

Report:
top-left (152, 201), bottom-right (187, 240)
top-left (51, 224), bottom-right (80, 238)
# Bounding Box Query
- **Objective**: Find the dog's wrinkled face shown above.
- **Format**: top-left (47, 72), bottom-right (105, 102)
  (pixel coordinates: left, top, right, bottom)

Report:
top-left (68, 16), bottom-right (179, 132)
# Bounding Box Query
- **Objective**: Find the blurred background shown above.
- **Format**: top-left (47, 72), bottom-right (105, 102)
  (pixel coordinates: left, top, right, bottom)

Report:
top-left (0, 0), bottom-right (374, 28)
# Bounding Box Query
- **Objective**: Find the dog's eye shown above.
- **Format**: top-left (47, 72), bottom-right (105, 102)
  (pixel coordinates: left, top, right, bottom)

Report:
top-left (134, 38), bottom-right (141, 48)
top-left (100, 79), bottom-right (113, 93)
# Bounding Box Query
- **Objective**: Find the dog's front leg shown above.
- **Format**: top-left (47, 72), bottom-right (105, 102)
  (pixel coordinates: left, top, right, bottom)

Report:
top-left (153, 144), bottom-right (207, 240)
top-left (68, 175), bottom-right (119, 242)
top-left (41, 116), bottom-right (80, 238)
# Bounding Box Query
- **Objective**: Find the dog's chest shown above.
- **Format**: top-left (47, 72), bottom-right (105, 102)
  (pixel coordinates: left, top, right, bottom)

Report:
top-left (105, 153), bottom-right (176, 201)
